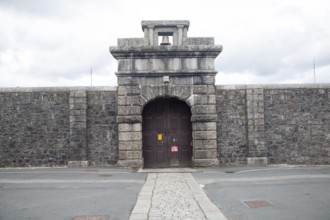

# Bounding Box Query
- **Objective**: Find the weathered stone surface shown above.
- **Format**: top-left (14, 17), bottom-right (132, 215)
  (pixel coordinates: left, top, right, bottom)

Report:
top-left (117, 77), bottom-right (140, 86)
top-left (193, 75), bottom-right (215, 85)
top-left (216, 85), bottom-right (330, 165)
top-left (141, 86), bottom-right (165, 101)
top-left (171, 76), bottom-right (194, 85)
top-left (118, 106), bottom-right (141, 116)
top-left (193, 85), bottom-right (215, 94)
top-left (87, 91), bottom-right (118, 165)
top-left (118, 96), bottom-right (144, 106)
top-left (193, 122), bottom-right (217, 131)
top-left (118, 85), bottom-right (141, 95)
top-left (0, 91), bottom-right (71, 167)
top-left (119, 141), bottom-right (142, 151)
top-left (69, 91), bottom-right (87, 161)
top-left (195, 149), bottom-right (217, 159)
top-left (194, 131), bottom-right (217, 140)
top-left (67, 160), bottom-right (89, 168)
top-left (138, 76), bottom-right (163, 86)
top-left (118, 38), bottom-right (149, 47)
top-left (247, 157), bottom-right (268, 166)
top-left (192, 105), bottom-right (216, 114)
top-left (264, 88), bottom-right (330, 164)
top-left (1, 85), bottom-right (329, 168)
top-left (193, 159), bottom-right (219, 167)
top-left (117, 116), bottom-right (142, 123)
top-left (193, 140), bottom-right (217, 150)
top-left (187, 95), bottom-right (216, 106)
top-left (117, 159), bottom-right (143, 168)
top-left (246, 89), bottom-right (266, 159)
top-left (191, 114), bottom-right (218, 122)
top-left (172, 85), bottom-right (192, 100)
top-left (216, 89), bottom-right (248, 165)
top-left (118, 132), bottom-right (142, 141)
top-left (183, 37), bottom-right (215, 45)
top-left (118, 123), bottom-right (142, 132)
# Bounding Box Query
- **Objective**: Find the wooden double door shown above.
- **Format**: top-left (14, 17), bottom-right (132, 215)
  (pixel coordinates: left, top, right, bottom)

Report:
top-left (142, 98), bottom-right (192, 168)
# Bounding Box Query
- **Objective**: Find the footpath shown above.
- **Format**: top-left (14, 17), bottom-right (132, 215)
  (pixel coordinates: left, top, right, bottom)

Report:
top-left (130, 173), bottom-right (227, 220)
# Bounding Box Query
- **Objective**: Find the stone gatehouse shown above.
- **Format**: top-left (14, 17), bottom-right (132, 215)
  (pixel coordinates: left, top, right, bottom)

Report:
top-left (0, 20), bottom-right (329, 168)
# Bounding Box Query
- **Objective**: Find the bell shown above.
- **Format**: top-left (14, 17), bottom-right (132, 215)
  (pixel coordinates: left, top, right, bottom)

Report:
top-left (160, 36), bottom-right (171, 45)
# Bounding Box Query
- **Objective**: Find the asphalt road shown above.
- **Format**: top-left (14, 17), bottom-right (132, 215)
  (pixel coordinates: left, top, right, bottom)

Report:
top-left (0, 168), bottom-right (147, 220)
top-left (193, 165), bottom-right (330, 220)
top-left (1, 165), bottom-right (329, 220)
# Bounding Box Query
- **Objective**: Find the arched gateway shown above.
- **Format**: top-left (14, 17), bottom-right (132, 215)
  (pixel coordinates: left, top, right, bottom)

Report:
top-left (110, 20), bottom-right (222, 168)
top-left (142, 98), bottom-right (192, 168)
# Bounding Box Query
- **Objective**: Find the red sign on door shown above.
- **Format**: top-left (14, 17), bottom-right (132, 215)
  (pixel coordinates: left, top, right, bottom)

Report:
top-left (171, 146), bottom-right (178, 152)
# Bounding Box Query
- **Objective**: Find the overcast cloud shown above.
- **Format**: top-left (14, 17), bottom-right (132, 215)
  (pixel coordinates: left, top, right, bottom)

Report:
top-left (0, 0), bottom-right (329, 87)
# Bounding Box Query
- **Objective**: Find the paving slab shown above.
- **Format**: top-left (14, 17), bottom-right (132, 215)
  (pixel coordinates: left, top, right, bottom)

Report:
top-left (130, 173), bottom-right (227, 220)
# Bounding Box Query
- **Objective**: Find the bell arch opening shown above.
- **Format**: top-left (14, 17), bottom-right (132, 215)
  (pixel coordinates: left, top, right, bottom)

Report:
top-left (142, 98), bottom-right (192, 168)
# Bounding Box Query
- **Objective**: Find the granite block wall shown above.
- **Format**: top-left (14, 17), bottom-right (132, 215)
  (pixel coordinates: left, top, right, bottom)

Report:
top-left (216, 85), bottom-right (330, 165)
top-left (264, 87), bottom-right (330, 164)
top-left (0, 84), bottom-right (329, 167)
top-left (87, 90), bottom-right (118, 165)
top-left (216, 88), bottom-right (248, 165)
top-left (0, 90), bottom-right (70, 167)
top-left (0, 87), bottom-right (118, 167)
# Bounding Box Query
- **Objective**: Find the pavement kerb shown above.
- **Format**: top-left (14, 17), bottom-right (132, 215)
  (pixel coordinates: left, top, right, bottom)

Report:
top-left (129, 174), bottom-right (156, 220)
top-left (184, 173), bottom-right (228, 220)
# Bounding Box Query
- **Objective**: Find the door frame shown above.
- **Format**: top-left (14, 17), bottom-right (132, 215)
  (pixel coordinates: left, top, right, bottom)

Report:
top-left (142, 98), bottom-right (193, 168)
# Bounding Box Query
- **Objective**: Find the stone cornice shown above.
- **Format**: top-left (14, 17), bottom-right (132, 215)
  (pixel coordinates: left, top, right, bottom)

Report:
top-left (141, 20), bottom-right (190, 30)
top-left (115, 70), bottom-right (218, 77)
top-left (110, 45), bottom-right (222, 59)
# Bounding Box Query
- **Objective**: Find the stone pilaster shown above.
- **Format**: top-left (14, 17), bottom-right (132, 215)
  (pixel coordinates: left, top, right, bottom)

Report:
top-left (190, 85), bottom-right (219, 166)
top-left (246, 88), bottom-right (267, 165)
top-left (69, 91), bottom-right (88, 166)
top-left (117, 83), bottom-right (143, 168)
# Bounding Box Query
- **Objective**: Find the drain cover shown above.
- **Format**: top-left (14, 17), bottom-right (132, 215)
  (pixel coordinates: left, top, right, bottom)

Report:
top-left (72, 215), bottom-right (109, 220)
top-left (243, 200), bottom-right (272, 208)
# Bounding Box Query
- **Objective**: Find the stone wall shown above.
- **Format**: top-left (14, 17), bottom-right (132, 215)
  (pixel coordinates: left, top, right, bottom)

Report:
top-left (264, 86), bottom-right (330, 164)
top-left (0, 84), bottom-right (329, 167)
top-left (0, 87), bottom-right (118, 167)
top-left (216, 84), bottom-right (330, 165)
top-left (0, 89), bottom-right (70, 167)
top-left (87, 90), bottom-right (118, 165)
top-left (216, 88), bottom-right (248, 164)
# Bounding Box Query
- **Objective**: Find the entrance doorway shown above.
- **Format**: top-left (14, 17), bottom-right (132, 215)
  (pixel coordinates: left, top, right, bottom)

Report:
top-left (142, 98), bottom-right (192, 168)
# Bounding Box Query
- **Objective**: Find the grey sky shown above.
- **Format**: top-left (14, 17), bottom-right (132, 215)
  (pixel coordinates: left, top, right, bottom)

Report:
top-left (0, 0), bottom-right (329, 87)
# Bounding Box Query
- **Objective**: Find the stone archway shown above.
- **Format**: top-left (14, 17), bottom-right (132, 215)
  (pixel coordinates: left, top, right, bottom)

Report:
top-left (111, 20), bottom-right (222, 168)
top-left (142, 98), bottom-right (192, 168)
